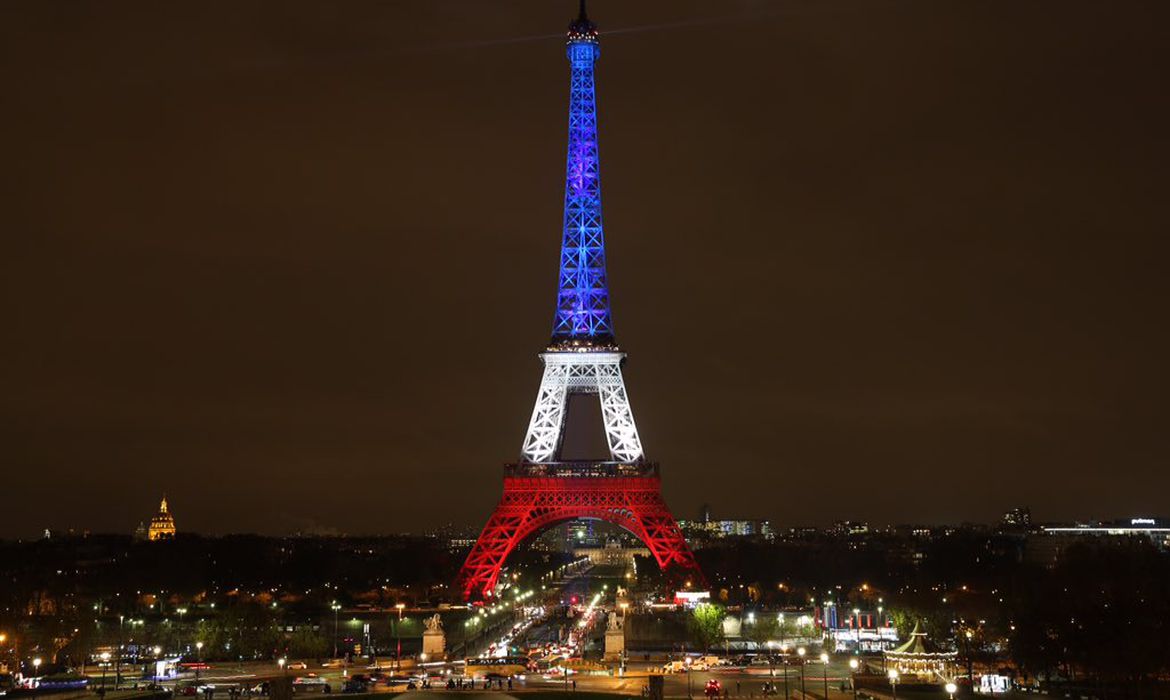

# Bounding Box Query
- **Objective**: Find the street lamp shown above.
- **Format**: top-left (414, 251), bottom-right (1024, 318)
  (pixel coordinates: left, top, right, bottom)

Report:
top-left (797, 648), bottom-right (806, 698)
top-left (195, 642), bottom-right (204, 681)
top-left (394, 603), bottom-right (406, 670)
top-left (849, 658), bottom-right (859, 700)
top-left (177, 608), bottom-right (187, 653)
top-left (100, 652), bottom-right (111, 694)
top-left (780, 647), bottom-right (790, 700)
top-left (116, 614), bottom-right (124, 691)
top-left (278, 657), bottom-right (287, 676)
top-left (32, 657), bottom-right (42, 677)
top-left (946, 681), bottom-right (958, 700)
top-left (820, 652), bottom-right (830, 700)
top-left (330, 603), bottom-right (342, 660)
top-left (887, 669), bottom-right (900, 700)
top-left (964, 629), bottom-right (975, 682)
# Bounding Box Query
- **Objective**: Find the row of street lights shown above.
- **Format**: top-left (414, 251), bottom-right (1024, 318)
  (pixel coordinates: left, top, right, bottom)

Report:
top-left (755, 648), bottom-right (961, 700)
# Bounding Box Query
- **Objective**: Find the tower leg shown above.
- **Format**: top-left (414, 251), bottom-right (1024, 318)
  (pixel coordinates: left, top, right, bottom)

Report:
top-left (457, 492), bottom-right (535, 601)
top-left (636, 500), bottom-right (705, 589)
top-left (597, 363), bottom-right (643, 462)
top-left (521, 363), bottom-right (570, 463)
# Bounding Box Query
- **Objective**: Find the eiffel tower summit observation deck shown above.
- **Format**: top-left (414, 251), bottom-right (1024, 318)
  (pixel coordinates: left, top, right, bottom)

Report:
top-left (457, 2), bottom-right (705, 601)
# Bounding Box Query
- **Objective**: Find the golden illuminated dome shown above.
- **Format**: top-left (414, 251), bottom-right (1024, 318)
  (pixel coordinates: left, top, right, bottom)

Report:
top-left (148, 496), bottom-right (176, 541)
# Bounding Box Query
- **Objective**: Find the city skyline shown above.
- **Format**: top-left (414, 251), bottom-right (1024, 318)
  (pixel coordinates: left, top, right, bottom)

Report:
top-left (4, 0), bottom-right (1169, 539)
top-left (27, 494), bottom-right (1168, 541)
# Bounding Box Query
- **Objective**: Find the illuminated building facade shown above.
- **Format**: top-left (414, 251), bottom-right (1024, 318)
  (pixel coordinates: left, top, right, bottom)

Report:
top-left (147, 496), bottom-right (176, 541)
top-left (1001, 507), bottom-right (1033, 529)
top-left (457, 2), bottom-right (703, 600)
top-left (679, 518), bottom-right (775, 544)
top-left (1030, 517), bottom-right (1170, 564)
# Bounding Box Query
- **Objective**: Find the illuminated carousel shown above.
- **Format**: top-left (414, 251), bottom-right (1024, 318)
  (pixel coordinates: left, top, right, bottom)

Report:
top-left (883, 622), bottom-right (957, 680)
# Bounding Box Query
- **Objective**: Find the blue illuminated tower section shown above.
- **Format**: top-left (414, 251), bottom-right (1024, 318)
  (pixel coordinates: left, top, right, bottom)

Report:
top-left (553, 3), bottom-right (613, 346)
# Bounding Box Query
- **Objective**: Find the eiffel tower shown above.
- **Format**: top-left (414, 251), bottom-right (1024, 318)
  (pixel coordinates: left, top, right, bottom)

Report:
top-left (457, 1), bottom-right (705, 601)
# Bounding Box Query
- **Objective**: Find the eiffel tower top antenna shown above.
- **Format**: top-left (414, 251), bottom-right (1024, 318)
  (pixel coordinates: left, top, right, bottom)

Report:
top-left (571, 0), bottom-right (593, 32)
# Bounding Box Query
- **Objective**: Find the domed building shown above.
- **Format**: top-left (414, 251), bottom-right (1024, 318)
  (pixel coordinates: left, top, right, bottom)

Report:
top-left (147, 496), bottom-right (177, 541)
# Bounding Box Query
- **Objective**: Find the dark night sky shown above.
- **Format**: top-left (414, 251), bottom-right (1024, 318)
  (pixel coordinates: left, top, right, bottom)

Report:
top-left (2, 1), bottom-right (1168, 539)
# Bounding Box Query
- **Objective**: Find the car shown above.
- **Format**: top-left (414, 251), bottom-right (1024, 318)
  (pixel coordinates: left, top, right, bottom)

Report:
top-left (705, 679), bottom-right (722, 698)
top-left (287, 661), bottom-right (309, 670)
top-left (293, 676), bottom-right (331, 694)
top-left (342, 679), bottom-right (369, 694)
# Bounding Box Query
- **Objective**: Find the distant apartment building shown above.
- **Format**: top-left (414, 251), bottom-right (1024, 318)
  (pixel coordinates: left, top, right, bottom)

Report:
top-left (1001, 507), bottom-right (1033, 529)
top-left (830, 520), bottom-right (870, 536)
top-left (1028, 517), bottom-right (1170, 564)
top-left (679, 518), bottom-right (775, 547)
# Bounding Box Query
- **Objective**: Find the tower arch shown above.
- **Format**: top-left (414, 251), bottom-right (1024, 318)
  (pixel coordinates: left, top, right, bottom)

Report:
top-left (458, 471), bottom-right (703, 600)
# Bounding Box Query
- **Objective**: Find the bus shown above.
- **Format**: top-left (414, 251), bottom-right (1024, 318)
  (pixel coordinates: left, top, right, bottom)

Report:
top-left (463, 657), bottom-right (531, 679)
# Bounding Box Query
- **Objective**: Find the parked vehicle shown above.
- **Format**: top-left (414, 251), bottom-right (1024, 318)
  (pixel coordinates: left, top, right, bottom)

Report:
top-left (341, 679), bottom-right (369, 694)
top-left (292, 676), bottom-right (330, 694)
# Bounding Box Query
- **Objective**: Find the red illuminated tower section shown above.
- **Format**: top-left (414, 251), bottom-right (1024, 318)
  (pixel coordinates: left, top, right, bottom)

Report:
top-left (457, 3), bottom-right (704, 601)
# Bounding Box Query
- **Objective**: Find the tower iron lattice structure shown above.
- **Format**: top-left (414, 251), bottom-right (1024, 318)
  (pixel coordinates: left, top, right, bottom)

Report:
top-left (457, 2), bottom-right (704, 601)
